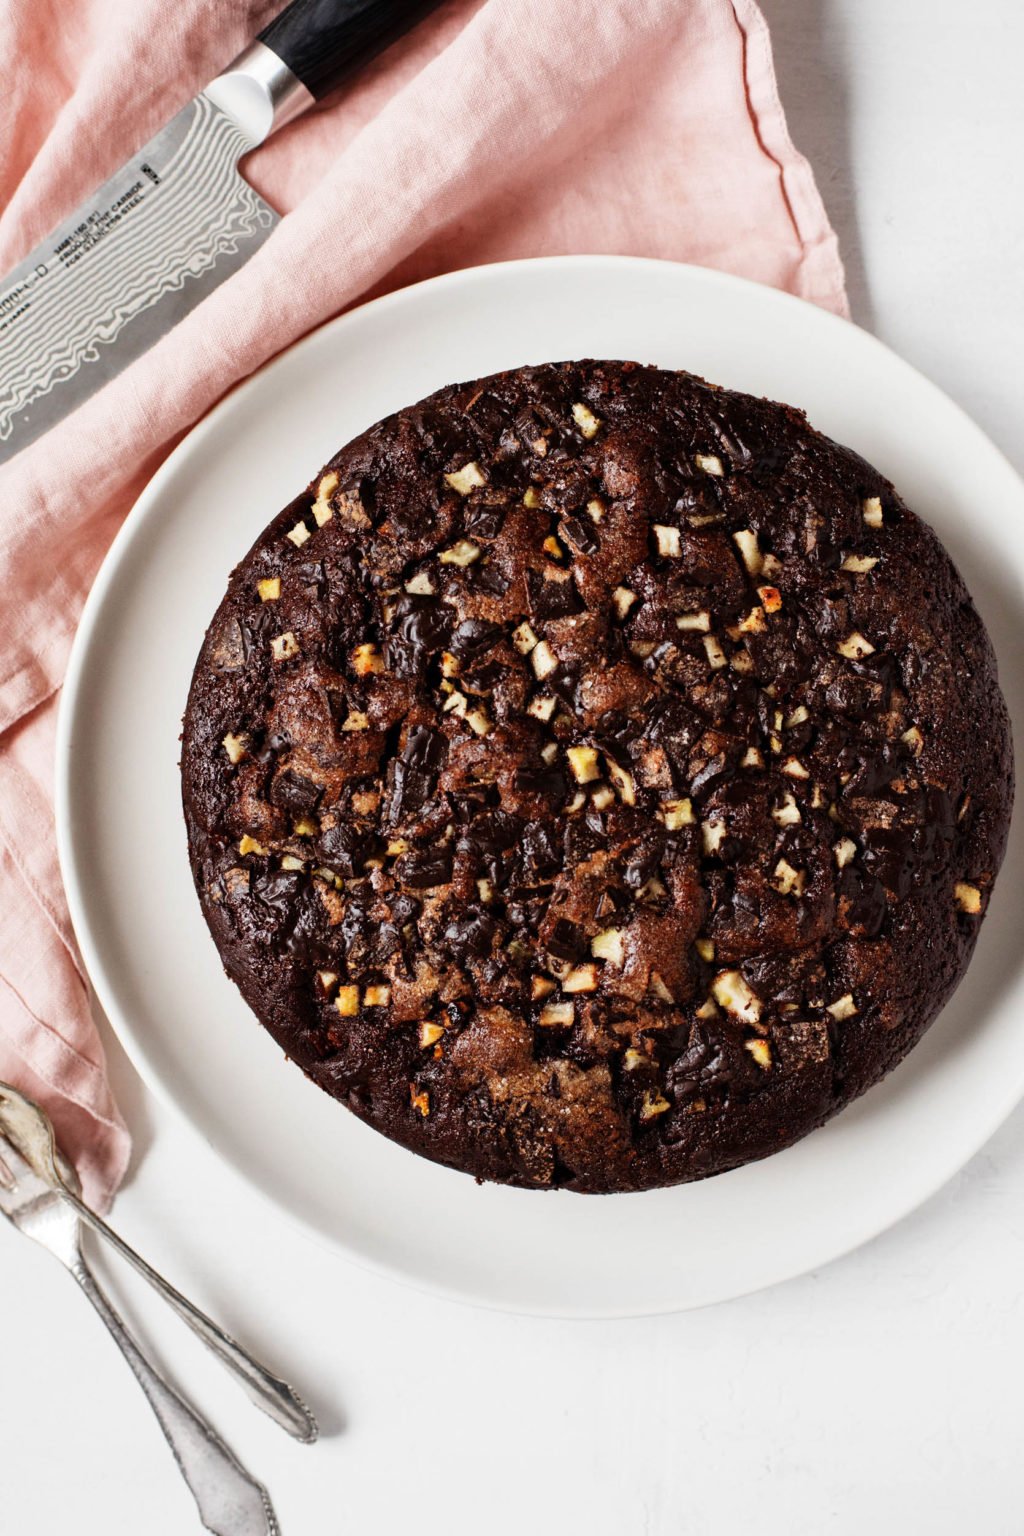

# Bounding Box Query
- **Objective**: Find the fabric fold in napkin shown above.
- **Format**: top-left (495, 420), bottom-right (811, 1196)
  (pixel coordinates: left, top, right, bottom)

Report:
top-left (0, 0), bottom-right (846, 1209)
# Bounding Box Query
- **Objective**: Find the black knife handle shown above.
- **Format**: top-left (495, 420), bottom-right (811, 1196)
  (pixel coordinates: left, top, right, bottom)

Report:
top-left (258, 0), bottom-right (447, 102)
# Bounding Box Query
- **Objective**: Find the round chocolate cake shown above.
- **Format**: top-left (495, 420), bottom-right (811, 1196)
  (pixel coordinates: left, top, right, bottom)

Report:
top-left (182, 361), bottom-right (1012, 1193)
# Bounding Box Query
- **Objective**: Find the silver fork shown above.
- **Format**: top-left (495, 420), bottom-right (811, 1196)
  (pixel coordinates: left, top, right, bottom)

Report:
top-left (0, 1134), bottom-right (279, 1536)
top-left (0, 1080), bottom-right (316, 1443)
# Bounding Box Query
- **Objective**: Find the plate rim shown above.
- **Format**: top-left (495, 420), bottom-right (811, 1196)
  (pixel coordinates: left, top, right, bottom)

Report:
top-left (55, 252), bottom-right (1022, 1318)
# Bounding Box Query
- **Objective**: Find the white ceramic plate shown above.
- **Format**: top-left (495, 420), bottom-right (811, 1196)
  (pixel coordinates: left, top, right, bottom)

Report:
top-left (56, 256), bottom-right (1023, 1317)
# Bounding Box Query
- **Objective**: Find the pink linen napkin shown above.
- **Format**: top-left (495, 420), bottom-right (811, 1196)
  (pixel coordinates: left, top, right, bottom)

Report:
top-left (0, 0), bottom-right (847, 1210)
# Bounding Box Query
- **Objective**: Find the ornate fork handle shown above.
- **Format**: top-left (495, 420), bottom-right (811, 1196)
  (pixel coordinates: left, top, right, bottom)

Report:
top-left (66, 1187), bottom-right (316, 1443)
top-left (70, 1252), bottom-right (278, 1536)
top-left (0, 1081), bottom-right (314, 1444)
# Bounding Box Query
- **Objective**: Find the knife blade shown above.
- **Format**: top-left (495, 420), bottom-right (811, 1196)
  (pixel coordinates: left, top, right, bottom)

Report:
top-left (0, 91), bottom-right (279, 464)
top-left (0, 0), bottom-right (446, 466)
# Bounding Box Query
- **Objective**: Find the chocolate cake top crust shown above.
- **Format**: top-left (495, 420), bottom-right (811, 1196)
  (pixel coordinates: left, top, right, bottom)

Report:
top-left (182, 360), bottom-right (1013, 1193)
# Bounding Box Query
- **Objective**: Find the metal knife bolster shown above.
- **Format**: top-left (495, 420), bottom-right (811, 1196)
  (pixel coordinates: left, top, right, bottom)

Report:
top-left (204, 40), bottom-right (315, 144)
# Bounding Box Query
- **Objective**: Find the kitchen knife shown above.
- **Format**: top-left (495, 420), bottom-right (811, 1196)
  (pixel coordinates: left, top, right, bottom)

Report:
top-left (0, 0), bottom-right (445, 466)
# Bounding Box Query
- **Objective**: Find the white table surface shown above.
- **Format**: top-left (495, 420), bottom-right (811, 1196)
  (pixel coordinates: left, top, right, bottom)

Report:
top-left (3, 5), bottom-right (1023, 1532)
